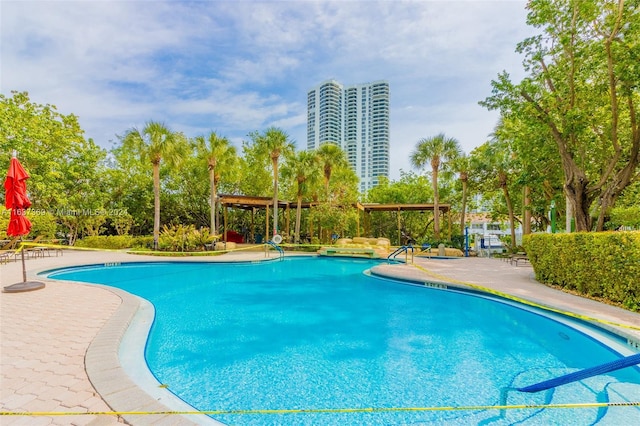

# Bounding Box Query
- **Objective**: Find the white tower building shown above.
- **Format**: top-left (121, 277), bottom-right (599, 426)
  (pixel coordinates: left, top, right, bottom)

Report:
top-left (307, 79), bottom-right (389, 192)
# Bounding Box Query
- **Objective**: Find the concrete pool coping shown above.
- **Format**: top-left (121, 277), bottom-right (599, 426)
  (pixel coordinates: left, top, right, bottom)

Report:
top-left (2, 250), bottom-right (640, 425)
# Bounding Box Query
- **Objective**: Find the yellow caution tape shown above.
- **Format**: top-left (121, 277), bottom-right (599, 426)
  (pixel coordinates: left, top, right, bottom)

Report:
top-left (18, 242), bottom-right (123, 253)
top-left (2, 401), bottom-right (640, 417)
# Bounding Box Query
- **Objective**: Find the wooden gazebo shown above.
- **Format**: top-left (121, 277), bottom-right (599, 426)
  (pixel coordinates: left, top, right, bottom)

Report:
top-left (218, 194), bottom-right (316, 242)
top-left (218, 194), bottom-right (451, 244)
top-left (357, 202), bottom-right (452, 243)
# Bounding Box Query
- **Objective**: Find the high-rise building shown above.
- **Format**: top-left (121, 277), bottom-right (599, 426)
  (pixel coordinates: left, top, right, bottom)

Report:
top-left (307, 79), bottom-right (389, 192)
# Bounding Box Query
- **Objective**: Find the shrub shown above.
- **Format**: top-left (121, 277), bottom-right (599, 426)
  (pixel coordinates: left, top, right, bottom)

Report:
top-left (158, 224), bottom-right (215, 252)
top-left (131, 236), bottom-right (154, 249)
top-left (75, 235), bottom-right (135, 249)
top-left (524, 231), bottom-right (640, 311)
top-left (75, 235), bottom-right (155, 250)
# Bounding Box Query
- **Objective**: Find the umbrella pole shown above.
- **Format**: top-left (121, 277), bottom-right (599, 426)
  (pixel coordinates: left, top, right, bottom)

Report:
top-left (20, 237), bottom-right (27, 282)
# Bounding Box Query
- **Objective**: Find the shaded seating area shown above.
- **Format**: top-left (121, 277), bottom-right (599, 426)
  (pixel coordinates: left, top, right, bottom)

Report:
top-left (218, 194), bottom-right (317, 243)
top-left (357, 202), bottom-right (452, 243)
top-left (216, 195), bottom-right (452, 247)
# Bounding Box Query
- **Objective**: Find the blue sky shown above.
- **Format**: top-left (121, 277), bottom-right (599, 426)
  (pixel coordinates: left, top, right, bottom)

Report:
top-left (1, 0), bottom-right (535, 180)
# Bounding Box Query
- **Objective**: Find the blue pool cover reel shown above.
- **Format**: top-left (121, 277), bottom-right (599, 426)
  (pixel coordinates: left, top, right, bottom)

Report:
top-left (518, 353), bottom-right (640, 393)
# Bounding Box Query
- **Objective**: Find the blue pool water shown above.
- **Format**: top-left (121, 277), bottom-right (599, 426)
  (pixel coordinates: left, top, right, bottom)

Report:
top-left (46, 257), bottom-right (640, 425)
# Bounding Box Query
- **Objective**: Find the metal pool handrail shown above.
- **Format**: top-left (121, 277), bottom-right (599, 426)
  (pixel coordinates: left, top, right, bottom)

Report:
top-left (265, 241), bottom-right (284, 259)
top-left (518, 352), bottom-right (640, 393)
top-left (387, 245), bottom-right (414, 263)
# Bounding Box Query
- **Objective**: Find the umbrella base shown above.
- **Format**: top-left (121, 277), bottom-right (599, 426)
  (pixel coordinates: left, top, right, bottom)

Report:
top-left (3, 281), bottom-right (46, 293)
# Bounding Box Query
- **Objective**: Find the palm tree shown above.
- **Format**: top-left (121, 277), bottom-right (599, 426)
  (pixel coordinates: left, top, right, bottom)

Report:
top-left (194, 132), bottom-right (236, 235)
top-left (122, 121), bottom-right (185, 250)
top-left (283, 150), bottom-right (319, 243)
top-left (410, 133), bottom-right (461, 240)
top-left (451, 153), bottom-right (471, 234)
top-left (316, 143), bottom-right (348, 201)
top-left (254, 127), bottom-right (295, 238)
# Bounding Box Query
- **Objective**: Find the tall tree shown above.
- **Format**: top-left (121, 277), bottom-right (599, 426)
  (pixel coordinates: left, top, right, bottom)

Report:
top-left (0, 91), bottom-right (108, 242)
top-left (316, 142), bottom-right (348, 201)
top-left (194, 132), bottom-right (236, 234)
top-left (252, 127), bottom-right (295, 238)
top-left (308, 163), bottom-right (360, 243)
top-left (410, 133), bottom-right (461, 240)
top-left (482, 0), bottom-right (640, 231)
top-left (282, 150), bottom-right (319, 243)
top-left (472, 135), bottom-right (520, 250)
top-left (451, 153), bottom-right (471, 235)
top-left (121, 121), bottom-right (185, 249)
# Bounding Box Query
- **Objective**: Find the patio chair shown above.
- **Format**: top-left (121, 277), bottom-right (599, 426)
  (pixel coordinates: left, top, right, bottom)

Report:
top-left (510, 252), bottom-right (530, 266)
top-left (0, 250), bottom-right (17, 264)
top-left (24, 236), bottom-right (46, 258)
top-left (0, 238), bottom-right (19, 264)
top-left (1, 237), bottom-right (19, 251)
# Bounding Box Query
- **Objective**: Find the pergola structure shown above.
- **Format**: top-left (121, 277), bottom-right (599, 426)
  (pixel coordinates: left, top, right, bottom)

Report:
top-left (357, 202), bottom-right (452, 243)
top-left (218, 194), bottom-right (451, 244)
top-left (218, 194), bottom-right (316, 242)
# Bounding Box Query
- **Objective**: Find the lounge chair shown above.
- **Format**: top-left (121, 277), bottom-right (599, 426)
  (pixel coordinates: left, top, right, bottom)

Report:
top-left (510, 252), bottom-right (530, 266)
top-left (0, 250), bottom-right (17, 264)
top-left (1, 237), bottom-right (19, 251)
top-left (24, 236), bottom-right (46, 258)
top-left (0, 238), bottom-right (19, 263)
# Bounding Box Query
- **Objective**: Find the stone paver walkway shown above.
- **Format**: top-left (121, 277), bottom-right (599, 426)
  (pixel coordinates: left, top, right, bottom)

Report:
top-left (1, 257), bottom-right (123, 425)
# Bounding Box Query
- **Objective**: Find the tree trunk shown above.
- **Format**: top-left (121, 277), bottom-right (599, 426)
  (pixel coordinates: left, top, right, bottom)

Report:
top-left (523, 185), bottom-right (531, 235)
top-left (272, 157), bottom-right (279, 237)
top-left (153, 162), bottom-right (160, 250)
top-left (432, 167), bottom-right (440, 240)
top-left (459, 178), bottom-right (467, 234)
top-left (500, 172), bottom-right (516, 250)
top-left (295, 193), bottom-right (302, 244)
top-left (564, 175), bottom-right (592, 232)
top-left (209, 167), bottom-right (216, 234)
top-left (324, 166), bottom-right (331, 201)
top-left (565, 193), bottom-right (573, 233)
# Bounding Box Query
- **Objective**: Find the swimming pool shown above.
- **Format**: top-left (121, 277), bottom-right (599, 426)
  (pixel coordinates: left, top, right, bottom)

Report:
top-left (46, 257), bottom-right (640, 425)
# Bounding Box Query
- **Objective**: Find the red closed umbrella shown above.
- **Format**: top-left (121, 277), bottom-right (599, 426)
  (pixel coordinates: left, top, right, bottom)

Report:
top-left (4, 155), bottom-right (32, 237)
top-left (3, 153), bottom-right (44, 292)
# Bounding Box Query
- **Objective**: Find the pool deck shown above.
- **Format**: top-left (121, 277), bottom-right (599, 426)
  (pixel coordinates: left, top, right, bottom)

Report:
top-left (2, 249), bottom-right (640, 425)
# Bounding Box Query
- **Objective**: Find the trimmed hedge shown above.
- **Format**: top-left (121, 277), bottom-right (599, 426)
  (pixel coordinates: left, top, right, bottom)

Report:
top-left (523, 231), bottom-right (640, 311)
top-left (75, 235), bottom-right (153, 250)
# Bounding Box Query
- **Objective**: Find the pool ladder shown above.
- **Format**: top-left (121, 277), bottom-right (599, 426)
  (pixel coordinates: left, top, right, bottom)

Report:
top-left (388, 245), bottom-right (414, 263)
top-left (265, 241), bottom-right (284, 260)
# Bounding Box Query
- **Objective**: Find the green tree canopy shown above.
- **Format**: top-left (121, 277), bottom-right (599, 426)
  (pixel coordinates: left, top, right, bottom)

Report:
top-left (481, 0), bottom-right (640, 231)
top-left (316, 142), bottom-right (349, 200)
top-left (0, 91), bottom-right (108, 242)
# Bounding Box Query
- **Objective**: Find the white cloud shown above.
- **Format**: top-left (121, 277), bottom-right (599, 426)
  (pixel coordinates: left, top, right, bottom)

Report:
top-left (1, 0), bottom-right (536, 180)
